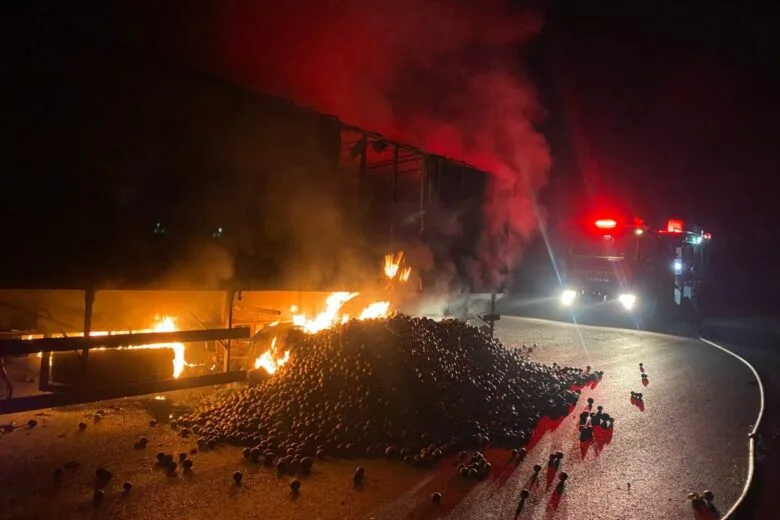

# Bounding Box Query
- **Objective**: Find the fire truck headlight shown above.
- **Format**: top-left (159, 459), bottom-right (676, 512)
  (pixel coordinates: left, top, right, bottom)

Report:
top-left (618, 293), bottom-right (637, 310)
top-left (561, 289), bottom-right (577, 306)
top-left (673, 259), bottom-right (683, 274)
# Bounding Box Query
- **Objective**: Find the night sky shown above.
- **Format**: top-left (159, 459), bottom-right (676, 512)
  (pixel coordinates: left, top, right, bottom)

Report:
top-left (543, 2), bottom-right (777, 229)
top-left (5, 1), bottom-right (779, 310)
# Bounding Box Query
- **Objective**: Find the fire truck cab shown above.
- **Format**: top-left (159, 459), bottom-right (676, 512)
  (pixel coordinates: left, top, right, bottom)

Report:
top-left (557, 215), bottom-right (711, 323)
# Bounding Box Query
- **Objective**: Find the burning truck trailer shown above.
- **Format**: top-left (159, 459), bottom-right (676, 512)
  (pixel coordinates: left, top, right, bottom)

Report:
top-left (0, 87), bottom-right (509, 410)
top-left (0, 241), bottom-right (473, 411)
top-left (0, 315), bottom-right (253, 412)
top-left (25, 316), bottom-right (225, 387)
top-left (0, 234), bottom-right (495, 415)
top-left (555, 214), bottom-right (712, 324)
top-left (335, 124), bottom-right (507, 332)
top-left (0, 287), bottom-right (402, 409)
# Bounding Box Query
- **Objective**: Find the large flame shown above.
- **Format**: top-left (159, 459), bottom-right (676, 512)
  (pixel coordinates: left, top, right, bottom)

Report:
top-left (254, 291), bottom-right (392, 375)
top-left (291, 291), bottom-right (359, 334)
top-left (359, 301), bottom-right (391, 320)
top-left (148, 316), bottom-right (187, 378)
top-left (253, 336), bottom-right (290, 375)
top-left (384, 251), bottom-right (411, 283)
top-left (28, 315), bottom-right (189, 379)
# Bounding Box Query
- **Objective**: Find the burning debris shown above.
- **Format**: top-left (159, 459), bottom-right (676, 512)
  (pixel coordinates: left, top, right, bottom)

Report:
top-left (27, 316), bottom-right (192, 379)
top-left (180, 314), bottom-right (591, 466)
top-left (251, 291), bottom-right (391, 374)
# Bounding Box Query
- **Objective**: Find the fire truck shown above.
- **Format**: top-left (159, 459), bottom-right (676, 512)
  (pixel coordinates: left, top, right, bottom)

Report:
top-left (556, 214), bottom-right (712, 322)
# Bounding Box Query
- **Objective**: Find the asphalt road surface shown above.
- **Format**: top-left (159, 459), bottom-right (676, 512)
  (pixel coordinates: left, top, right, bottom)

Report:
top-left (0, 317), bottom-right (761, 520)
top-left (698, 318), bottom-right (780, 519)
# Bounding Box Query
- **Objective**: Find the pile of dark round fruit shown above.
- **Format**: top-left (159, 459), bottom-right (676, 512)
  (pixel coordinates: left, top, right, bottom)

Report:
top-left (179, 314), bottom-right (592, 467)
top-left (457, 450), bottom-right (491, 480)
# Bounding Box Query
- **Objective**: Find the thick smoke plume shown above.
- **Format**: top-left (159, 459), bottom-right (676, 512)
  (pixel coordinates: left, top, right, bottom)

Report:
top-left (178, 0), bottom-right (551, 291)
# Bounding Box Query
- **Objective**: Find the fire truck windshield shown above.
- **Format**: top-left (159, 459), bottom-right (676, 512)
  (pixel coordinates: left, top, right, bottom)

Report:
top-left (569, 236), bottom-right (639, 260)
top-left (563, 235), bottom-right (642, 294)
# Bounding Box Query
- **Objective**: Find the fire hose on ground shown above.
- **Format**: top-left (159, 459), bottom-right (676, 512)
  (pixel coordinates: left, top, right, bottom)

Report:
top-left (697, 333), bottom-right (765, 519)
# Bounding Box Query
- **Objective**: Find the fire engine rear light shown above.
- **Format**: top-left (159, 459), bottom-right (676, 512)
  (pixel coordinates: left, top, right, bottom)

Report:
top-left (704, 232), bottom-right (712, 240)
top-left (595, 219), bottom-right (617, 229)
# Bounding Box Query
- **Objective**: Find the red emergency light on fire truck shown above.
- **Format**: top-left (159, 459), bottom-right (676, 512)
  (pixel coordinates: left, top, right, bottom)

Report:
top-left (557, 213), bottom-right (711, 322)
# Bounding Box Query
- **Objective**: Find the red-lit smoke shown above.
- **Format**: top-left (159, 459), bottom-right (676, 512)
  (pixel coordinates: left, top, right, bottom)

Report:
top-left (178, 0), bottom-right (551, 291)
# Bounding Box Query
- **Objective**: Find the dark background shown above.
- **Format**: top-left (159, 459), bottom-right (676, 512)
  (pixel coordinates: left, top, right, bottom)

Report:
top-left (4, 1), bottom-right (779, 313)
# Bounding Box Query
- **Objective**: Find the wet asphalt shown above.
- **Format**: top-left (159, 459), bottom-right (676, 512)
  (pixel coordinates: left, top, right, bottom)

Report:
top-left (0, 317), bottom-right (761, 520)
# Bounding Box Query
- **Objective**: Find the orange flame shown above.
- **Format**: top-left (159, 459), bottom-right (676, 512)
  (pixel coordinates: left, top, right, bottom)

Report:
top-left (384, 251), bottom-right (411, 283)
top-left (254, 337), bottom-right (290, 375)
top-left (28, 315), bottom-right (189, 379)
top-left (359, 301), bottom-right (391, 320)
top-left (148, 316), bottom-right (187, 378)
top-left (254, 292), bottom-right (392, 374)
top-left (291, 291), bottom-right (359, 334)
